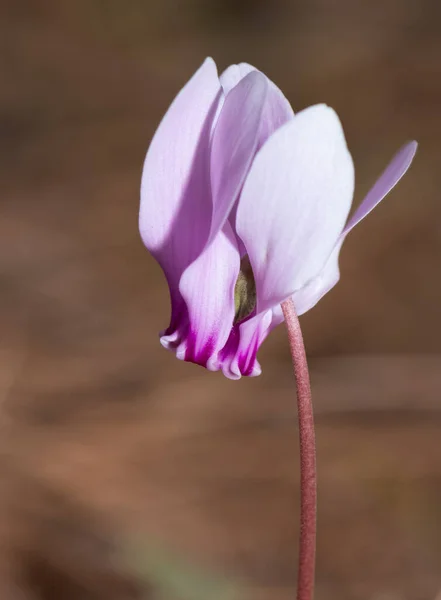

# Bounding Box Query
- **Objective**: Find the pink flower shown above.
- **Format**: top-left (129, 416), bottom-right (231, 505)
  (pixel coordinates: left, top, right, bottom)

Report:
top-left (139, 58), bottom-right (417, 379)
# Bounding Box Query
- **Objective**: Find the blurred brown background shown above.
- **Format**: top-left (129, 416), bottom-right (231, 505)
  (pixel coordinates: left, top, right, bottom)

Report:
top-left (1, 0), bottom-right (440, 598)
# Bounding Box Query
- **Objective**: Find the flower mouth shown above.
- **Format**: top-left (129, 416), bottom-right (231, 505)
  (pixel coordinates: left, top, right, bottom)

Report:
top-left (234, 256), bottom-right (256, 324)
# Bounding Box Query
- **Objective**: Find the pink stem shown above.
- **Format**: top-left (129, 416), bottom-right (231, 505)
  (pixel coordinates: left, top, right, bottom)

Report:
top-left (281, 298), bottom-right (316, 600)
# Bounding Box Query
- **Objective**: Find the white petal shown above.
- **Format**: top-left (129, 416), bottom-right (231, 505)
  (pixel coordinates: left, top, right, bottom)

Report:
top-left (236, 104), bottom-right (354, 314)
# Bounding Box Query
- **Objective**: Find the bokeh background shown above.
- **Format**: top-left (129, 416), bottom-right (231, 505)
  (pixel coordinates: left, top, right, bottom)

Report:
top-left (1, 0), bottom-right (441, 598)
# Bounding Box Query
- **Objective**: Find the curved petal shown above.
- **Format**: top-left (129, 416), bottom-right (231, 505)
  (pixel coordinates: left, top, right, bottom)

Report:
top-left (161, 223), bottom-right (240, 371)
top-left (236, 104), bottom-right (354, 315)
top-left (209, 71), bottom-right (269, 243)
top-left (210, 69), bottom-right (295, 247)
top-left (243, 141), bottom-right (417, 328)
top-left (220, 63), bottom-right (294, 130)
top-left (139, 57), bottom-right (222, 286)
top-left (220, 63), bottom-right (256, 94)
top-left (344, 141), bottom-right (418, 235)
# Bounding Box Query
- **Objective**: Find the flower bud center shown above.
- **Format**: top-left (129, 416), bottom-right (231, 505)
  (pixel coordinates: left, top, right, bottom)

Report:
top-left (234, 256), bottom-right (256, 324)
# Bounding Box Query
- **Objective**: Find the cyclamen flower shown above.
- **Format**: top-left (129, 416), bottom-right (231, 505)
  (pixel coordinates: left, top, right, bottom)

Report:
top-left (140, 58), bottom-right (417, 379)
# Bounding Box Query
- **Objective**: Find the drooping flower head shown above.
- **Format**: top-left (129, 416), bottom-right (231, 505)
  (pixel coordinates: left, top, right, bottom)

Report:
top-left (140, 58), bottom-right (417, 379)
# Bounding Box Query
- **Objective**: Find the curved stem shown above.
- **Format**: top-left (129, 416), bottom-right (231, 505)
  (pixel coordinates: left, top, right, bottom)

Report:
top-left (281, 298), bottom-right (316, 600)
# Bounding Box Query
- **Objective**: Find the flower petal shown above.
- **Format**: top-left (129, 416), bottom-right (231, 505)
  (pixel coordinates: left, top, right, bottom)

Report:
top-left (139, 57), bottom-right (222, 286)
top-left (210, 68), bottom-right (295, 246)
top-left (292, 240), bottom-right (343, 315)
top-left (236, 104), bottom-right (354, 314)
top-left (164, 222), bottom-right (240, 371)
top-left (220, 63), bottom-right (256, 94)
top-left (220, 63), bottom-right (295, 129)
top-left (343, 141), bottom-right (418, 235)
top-left (247, 141), bottom-right (417, 327)
top-left (209, 71), bottom-right (269, 243)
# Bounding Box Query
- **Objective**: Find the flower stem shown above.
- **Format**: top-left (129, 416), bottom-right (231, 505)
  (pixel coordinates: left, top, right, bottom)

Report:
top-left (281, 298), bottom-right (316, 600)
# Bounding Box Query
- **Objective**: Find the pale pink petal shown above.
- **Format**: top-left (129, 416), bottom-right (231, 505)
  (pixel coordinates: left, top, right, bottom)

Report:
top-left (161, 223), bottom-right (240, 371)
top-left (236, 104), bottom-right (354, 315)
top-left (209, 71), bottom-right (268, 243)
top-left (139, 57), bottom-right (222, 288)
top-left (344, 141), bottom-right (417, 235)
top-left (220, 63), bottom-right (256, 94)
top-left (220, 63), bottom-right (294, 129)
top-left (210, 69), bottom-right (295, 246)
